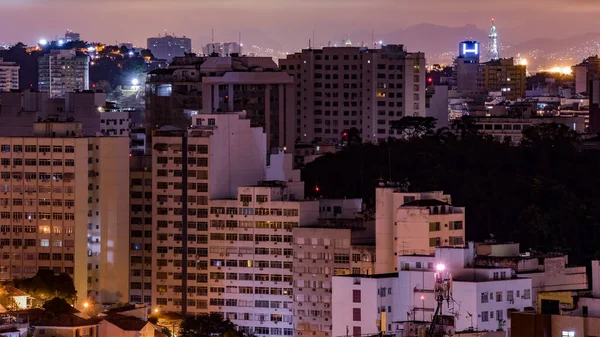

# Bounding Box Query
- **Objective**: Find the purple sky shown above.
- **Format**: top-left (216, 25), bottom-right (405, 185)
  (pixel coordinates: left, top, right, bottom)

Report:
top-left (2, 0), bottom-right (600, 51)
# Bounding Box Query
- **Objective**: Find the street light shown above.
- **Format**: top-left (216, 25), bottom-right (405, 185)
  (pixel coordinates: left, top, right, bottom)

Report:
top-left (83, 302), bottom-right (89, 308)
top-left (131, 78), bottom-right (139, 86)
top-left (154, 308), bottom-right (159, 314)
top-left (436, 263), bottom-right (445, 272)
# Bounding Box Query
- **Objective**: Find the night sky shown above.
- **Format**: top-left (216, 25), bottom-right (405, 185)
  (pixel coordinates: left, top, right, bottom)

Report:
top-left (2, 0), bottom-right (600, 50)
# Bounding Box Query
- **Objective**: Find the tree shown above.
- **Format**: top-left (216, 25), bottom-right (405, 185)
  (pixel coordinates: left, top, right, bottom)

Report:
top-left (451, 115), bottom-right (479, 140)
top-left (390, 117), bottom-right (437, 139)
top-left (14, 271), bottom-right (77, 306)
top-left (43, 297), bottom-right (74, 316)
top-left (179, 313), bottom-right (240, 337)
top-left (341, 127), bottom-right (362, 146)
top-left (140, 49), bottom-right (155, 60)
top-left (521, 122), bottom-right (579, 148)
top-left (10, 42), bottom-right (26, 50)
top-left (161, 327), bottom-right (172, 337)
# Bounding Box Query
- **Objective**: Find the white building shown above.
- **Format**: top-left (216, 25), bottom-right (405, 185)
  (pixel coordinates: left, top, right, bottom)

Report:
top-left (375, 189), bottom-right (465, 273)
top-left (151, 111), bottom-right (322, 337)
top-left (99, 103), bottom-right (130, 137)
top-left (333, 244), bottom-right (533, 336)
top-left (38, 50), bottom-right (89, 99)
top-left (0, 122), bottom-right (129, 307)
top-left (203, 42), bottom-right (241, 57)
top-left (279, 45), bottom-right (426, 144)
top-left (0, 58), bottom-right (19, 92)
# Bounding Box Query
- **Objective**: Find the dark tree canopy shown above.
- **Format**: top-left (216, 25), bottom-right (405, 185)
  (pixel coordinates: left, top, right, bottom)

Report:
top-left (390, 116), bottom-right (438, 138)
top-left (302, 123), bottom-right (600, 265)
top-left (43, 297), bottom-right (74, 316)
top-left (179, 313), bottom-right (242, 337)
top-left (14, 270), bottom-right (76, 304)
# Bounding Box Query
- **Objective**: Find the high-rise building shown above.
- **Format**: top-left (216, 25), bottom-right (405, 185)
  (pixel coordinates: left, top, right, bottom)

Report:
top-left (146, 34), bottom-right (192, 61)
top-left (0, 90), bottom-right (127, 138)
top-left (375, 189), bottom-right (465, 274)
top-left (279, 45), bottom-right (426, 144)
top-left (292, 226), bottom-right (375, 337)
top-left (573, 56), bottom-right (600, 95)
top-left (65, 30), bottom-right (81, 42)
top-left (38, 50), bottom-right (89, 98)
top-left (453, 41), bottom-right (480, 91)
top-left (129, 155), bottom-right (153, 305)
top-left (150, 112), bottom-right (319, 333)
top-left (480, 58), bottom-right (526, 100)
top-left (203, 42), bottom-right (241, 57)
top-left (0, 122), bottom-right (130, 307)
top-left (0, 58), bottom-right (19, 92)
top-left (145, 55), bottom-right (295, 154)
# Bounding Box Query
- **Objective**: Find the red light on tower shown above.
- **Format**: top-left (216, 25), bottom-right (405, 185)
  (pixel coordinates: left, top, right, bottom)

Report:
top-left (343, 132), bottom-right (347, 137)
top-left (428, 78), bottom-right (433, 83)
top-left (315, 186), bottom-right (320, 192)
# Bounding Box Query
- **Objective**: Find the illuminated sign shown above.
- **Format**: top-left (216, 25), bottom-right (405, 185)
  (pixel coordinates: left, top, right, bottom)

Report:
top-left (460, 41), bottom-right (479, 57)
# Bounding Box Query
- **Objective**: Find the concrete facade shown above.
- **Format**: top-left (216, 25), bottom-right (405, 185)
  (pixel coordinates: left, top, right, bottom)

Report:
top-left (0, 58), bottom-right (19, 92)
top-left (0, 125), bottom-right (130, 307)
top-left (375, 189), bottom-right (463, 273)
top-left (279, 45), bottom-right (426, 144)
top-left (38, 50), bottom-right (89, 99)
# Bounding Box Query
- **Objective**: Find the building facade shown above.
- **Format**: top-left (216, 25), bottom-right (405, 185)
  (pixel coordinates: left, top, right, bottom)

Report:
top-left (0, 123), bottom-right (129, 306)
top-left (375, 189), bottom-right (464, 273)
top-left (129, 155), bottom-right (153, 305)
top-left (38, 50), bottom-right (89, 99)
top-left (454, 41), bottom-right (481, 91)
top-left (145, 55), bottom-right (295, 154)
top-left (279, 45), bottom-right (426, 144)
top-left (480, 58), bottom-right (526, 100)
top-left (0, 58), bottom-right (19, 92)
top-left (147, 35), bottom-right (192, 61)
top-left (203, 43), bottom-right (241, 57)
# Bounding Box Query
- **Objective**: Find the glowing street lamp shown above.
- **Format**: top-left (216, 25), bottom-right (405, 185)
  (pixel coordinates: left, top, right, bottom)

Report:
top-left (154, 308), bottom-right (159, 314)
top-left (83, 302), bottom-right (89, 308)
top-left (131, 78), bottom-right (139, 86)
top-left (435, 263), bottom-right (445, 272)
top-left (39, 39), bottom-right (48, 46)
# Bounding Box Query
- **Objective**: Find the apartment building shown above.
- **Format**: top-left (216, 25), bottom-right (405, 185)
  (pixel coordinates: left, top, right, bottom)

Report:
top-left (0, 58), bottom-right (19, 92)
top-left (480, 58), bottom-right (526, 100)
top-left (292, 227), bottom-right (376, 337)
top-left (375, 189), bottom-right (465, 273)
top-left (129, 155), bottom-right (153, 305)
top-left (38, 50), bottom-right (89, 99)
top-left (279, 45), bottom-right (426, 144)
top-left (0, 122), bottom-right (129, 307)
top-left (145, 55), bottom-right (295, 154)
top-left (147, 34), bottom-right (191, 61)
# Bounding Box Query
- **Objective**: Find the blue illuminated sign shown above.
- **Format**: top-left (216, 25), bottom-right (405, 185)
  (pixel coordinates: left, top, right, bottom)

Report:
top-left (460, 41), bottom-right (479, 57)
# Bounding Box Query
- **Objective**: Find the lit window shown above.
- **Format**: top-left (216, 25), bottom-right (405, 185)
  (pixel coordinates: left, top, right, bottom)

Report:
top-left (562, 332), bottom-right (575, 337)
top-left (40, 239), bottom-right (49, 247)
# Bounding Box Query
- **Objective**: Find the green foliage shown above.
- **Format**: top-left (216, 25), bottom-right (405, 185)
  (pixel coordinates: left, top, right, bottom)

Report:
top-left (43, 297), bottom-right (74, 316)
top-left (179, 313), bottom-right (241, 337)
top-left (390, 117), bottom-right (438, 138)
top-left (301, 123), bottom-right (600, 264)
top-left (148, 316), bottom-right (159, 324)
top-left (161, 326), bottom-right (172, 337)
top-left (14, 270), bottom-right (76, 306)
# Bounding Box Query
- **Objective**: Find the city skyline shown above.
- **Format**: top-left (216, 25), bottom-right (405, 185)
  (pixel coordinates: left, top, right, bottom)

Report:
top-left (3, 0), bottom-right (600, 52)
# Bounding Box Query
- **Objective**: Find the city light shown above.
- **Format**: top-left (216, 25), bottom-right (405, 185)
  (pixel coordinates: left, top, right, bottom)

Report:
top-left (420, 295), bottom-right (425, 301)
top-left (520, 58), bottom-right (528, 66)
top-left (58, 39), bottom-right (65, 46)
top-left (83, 302), bottom-right (89, 308)
top-left (128, 51), bottom-right (134, 56)
top-left (436, 263), bottom-right (445, 272)
top-left (545, 66), bottom-right (572, 75)
top-left (87, 46), bottom-right (95, 52)
top-left (154, 308), bottom-right (159, 313)
top-left (39, 39), bottom-right (47, 46)
top-left (131, 78), bottom-right (139, 86)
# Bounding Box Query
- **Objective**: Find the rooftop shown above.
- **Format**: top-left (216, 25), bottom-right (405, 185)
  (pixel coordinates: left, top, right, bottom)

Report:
top-left (103, 314), bottom-right (149, 331)
top-left (402, 199), bottom-right (449, 207)
top-left (336, 273), bottom-right (398, 279)
top-left (33, 314), bottom-right (99, 328)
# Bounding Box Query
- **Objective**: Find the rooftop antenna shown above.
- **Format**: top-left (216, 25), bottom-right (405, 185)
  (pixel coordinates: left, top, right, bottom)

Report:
top-left (372, 30), bottom-right (375, 48)
top-left (309, 38), bottom-right (311, 49)
top-left (212, 29), bottom-right (215, 43)
top-left (313, 30), bottom-right (315, 48)
top-left (238, 32), bottom-right (242, 54)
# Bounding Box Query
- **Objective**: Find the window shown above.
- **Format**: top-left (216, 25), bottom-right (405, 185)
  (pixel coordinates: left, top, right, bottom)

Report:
top-left (449, 221), bottom-right (463, 230)
top-left (428, 221), bottom-right (441, 232)
top-left (429, 237), bottom-right (440, 247)
top-left (523, 289), bottom-right (531, 299)
top-left (353, 327), bottom-right (361, 337)
top-left (352, 308), bottom-right (361, 321)
top-left (481, 311), bottom-right (488, 322)
top-left (353, 290), bottom-right (361, 303)
top-left (481, 292), bottom-right (488, 303)
top-left (561, 331), bottom-right (575, 337)
top-left (496, 292), bottom-right (503, 302)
